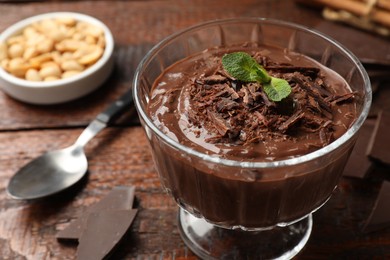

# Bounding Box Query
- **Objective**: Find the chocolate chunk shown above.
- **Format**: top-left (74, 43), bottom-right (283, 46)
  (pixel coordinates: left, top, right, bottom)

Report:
top-left (278, 110), bottom-right (304, 132)
top-left (291, 74), bottom-right (333, 114)
top-left (362, 181), bottom-right (390, 233)
top-left (328, 92), bottom-right (356, 105)
top-left (57, 186), bottom-right (135, 241)
top-left (76, 209), bottom-right (138, 260)
top-left (265, 65), bottom-right (320, 79)
top-left (367, 110), bottom-right (390, 166)
top-left (216, 97), bottom-right (239, 112)
top-left (206, 109), bottom-right (229, 136)
top-left (203, 74), bottom-right (227, 84)
top-left (343, 119), bottom-right (376, 178)
top-left (188, 64), bottom-right (345, 145)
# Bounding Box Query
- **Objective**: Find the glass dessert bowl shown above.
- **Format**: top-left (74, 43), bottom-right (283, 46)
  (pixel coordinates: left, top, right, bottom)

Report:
top-left (133, 18), bottom-right (371, 259)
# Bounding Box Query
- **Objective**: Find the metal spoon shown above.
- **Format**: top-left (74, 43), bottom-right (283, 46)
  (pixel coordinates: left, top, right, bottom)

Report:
top-left (7, 90), bottom-right (133, 200)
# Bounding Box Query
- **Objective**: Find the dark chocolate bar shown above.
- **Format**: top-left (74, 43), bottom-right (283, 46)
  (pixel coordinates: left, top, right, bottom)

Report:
top-left (368, 110), bottom-right (390, 166)
top-left (363, 181), bottom-right (390, 233)
top-left (76, 209), bottom-right (138, 260)
top-left (343, 118), bottom-right (376, 178)
top-left (57, 186), bottom-right (135, 241)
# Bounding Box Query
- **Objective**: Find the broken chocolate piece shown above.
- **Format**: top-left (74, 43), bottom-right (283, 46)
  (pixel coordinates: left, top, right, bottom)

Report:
top-left (367, 110), bottom-right (390, 166)
top-left (57, 186), bottom-right (135, 241)
top-left (76, 209), bottom-right (138, 260)
top-left (362, 181), bottom-right (390, 233)
top-left (185, 58), bottom-right (348, 148)
top-left (291, 74), bottom-right (333, 114)
top-left (278, 110), bottom-right (304, 132)
top-left (343, 119), bottom-right (376, 178)
top-left (265, 65), bottom-right (320, 79)
top-left (327, 92), bottom-right (356, 105)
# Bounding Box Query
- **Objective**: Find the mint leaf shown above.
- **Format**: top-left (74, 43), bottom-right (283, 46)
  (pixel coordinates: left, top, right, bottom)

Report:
top-left (222, 52), bottom-right (270, 83)
top-left (222, 52), bottom-right (291, 102)
top-left (266, 77), bottom-right (292, 102)
top-left (264, 77), bottom-right (291, 101)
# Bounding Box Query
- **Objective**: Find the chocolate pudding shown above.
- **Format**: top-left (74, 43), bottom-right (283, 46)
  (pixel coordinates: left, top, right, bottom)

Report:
top-left (147, 44), bottom-right (357, 228)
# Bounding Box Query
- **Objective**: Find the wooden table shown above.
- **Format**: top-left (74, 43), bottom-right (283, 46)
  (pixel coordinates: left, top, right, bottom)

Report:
top-left (0, 1), bottom-right (389, 259)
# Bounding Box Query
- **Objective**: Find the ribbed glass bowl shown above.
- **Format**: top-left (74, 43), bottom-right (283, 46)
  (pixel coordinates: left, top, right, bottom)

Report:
top-left (133, 18), bottom-right (371, 259)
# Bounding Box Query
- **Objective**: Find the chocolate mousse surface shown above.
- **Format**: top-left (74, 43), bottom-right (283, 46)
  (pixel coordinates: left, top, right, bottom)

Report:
top-left (148, 44), bottom-right (357, 161)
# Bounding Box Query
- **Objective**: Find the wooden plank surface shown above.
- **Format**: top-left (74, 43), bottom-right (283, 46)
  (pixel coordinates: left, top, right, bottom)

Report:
top-left (0, 0), bottom-right (389, 259)
top-left (0, 127), bottom-right (389, 259)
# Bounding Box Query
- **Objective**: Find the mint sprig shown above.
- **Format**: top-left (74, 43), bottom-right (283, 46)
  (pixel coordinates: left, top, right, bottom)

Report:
top-left (222, 52), bottom-right (291, 102)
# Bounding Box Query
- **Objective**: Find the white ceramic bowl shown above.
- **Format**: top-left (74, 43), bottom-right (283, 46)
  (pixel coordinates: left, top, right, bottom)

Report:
top-left (0, 12), bottom-right (114, 105)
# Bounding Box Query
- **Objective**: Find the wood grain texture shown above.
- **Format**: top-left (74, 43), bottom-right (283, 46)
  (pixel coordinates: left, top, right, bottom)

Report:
top-left (0, 127), bottom-right (389, 259)
top-left (0, 0), bottom-right (389, 259)
top-left (0, 127), bottom-right (185, 259)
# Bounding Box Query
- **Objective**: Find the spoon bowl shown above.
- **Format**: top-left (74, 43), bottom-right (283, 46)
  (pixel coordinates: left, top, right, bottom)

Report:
top-left (7, 145), bottom-right (87, 200)
top-left (7, 91), bottom-right (133, 200)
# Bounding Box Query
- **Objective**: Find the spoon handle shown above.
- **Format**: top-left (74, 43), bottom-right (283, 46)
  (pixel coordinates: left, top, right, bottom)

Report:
top-left (96, 90), bottom-right (134, 124)
top-left (75, 90), bottom-right (134, 147)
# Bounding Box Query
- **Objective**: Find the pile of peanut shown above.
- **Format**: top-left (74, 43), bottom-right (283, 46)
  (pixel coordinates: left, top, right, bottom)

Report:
top-left (0, 17), bottom-right (106, 82)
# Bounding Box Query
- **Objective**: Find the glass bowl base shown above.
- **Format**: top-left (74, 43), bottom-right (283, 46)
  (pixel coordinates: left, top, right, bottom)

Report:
top-left (178, 208), bottom-right (313, 259)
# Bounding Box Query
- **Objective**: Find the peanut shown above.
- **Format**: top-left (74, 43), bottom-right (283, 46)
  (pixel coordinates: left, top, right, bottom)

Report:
top-left (8, 44), bottom-right (24, 58)
top-left (0, 43), bottom-right (8, 60)
top-left (44, 75), bottom-right (60, 81)
top-left (62, 70), bottom-right (81, 78)
top-left (51, 51), bottom-right (62, 64)
top-left (56, 17), bottom-right (76, 27)
top-left (23, 27), bottom-right (38, 39)
top-left (29, 53), bottom-right (53, 68)
top-left (25, 69), bottom-right (42, 81)
top-left (8, 57), bottom-right (30, 78)
top-left (1, 59), bottom-right (9, 69)
top-left (85, 25), bottom-right (103, 38)
top-left (41, 61), bottom-right (60, 69)
top-left (61, 60), bottom-right (84, 71)
top-left (0, 17), bottom-right (106, 82)
top-left (78, 46), bottom-right (103, 65)
top-left (85, 35), bottom-right (96, 45)
top-left (39, 65), bottom-right (61, 78)
top-left (7, 35), bottom-right (24, 45)
top-left (36, 39), bottom-right (54, 54)
top-left (23, 46), bottom-right (39, 60)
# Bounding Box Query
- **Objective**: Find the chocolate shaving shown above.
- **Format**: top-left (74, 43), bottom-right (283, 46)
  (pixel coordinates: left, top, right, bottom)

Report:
top-left (308, 95), bottom-right (322, 113)
top-left (266, 65), bottom-right (320, 79)
top-left (327, 92), bottom-right (356, 105)
top-left (203, 74), bottom-right (228, 84)
top-left (241, 86), bottom-right (254, 106)
top-left (278, 111), bottom-right (305, 132)
top-left (291, 74), bottom-right (333, 114)
top-left (186, 52), bottom-right (354, 147)
top-left (319, 127), bottom-right (334, 146)
top-left (258, 89), bottom-right (274, 107)
top-left (207, 109), bottom-right (230, 136)
top-left (216, 97), bottom-right (240, 112)
top-left (247, 83), bottom-right (262, 101)
top-left (314, 81), bottom-right (333, 97)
